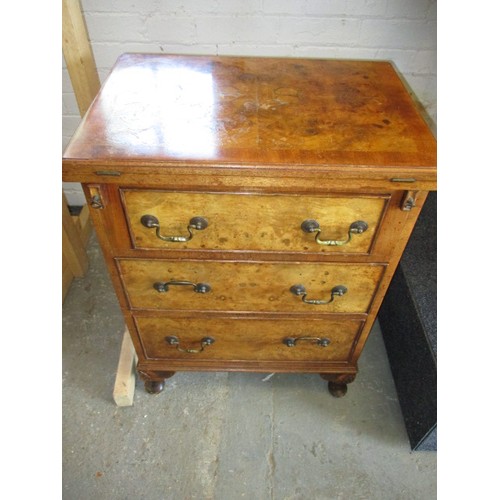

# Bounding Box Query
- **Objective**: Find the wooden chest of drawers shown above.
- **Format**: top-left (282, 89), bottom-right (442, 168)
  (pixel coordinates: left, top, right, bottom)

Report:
top-left (62, 54), bottom-right (437, 397)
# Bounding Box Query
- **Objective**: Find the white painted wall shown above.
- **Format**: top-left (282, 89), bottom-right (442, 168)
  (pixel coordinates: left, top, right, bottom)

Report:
top-left (63, 0), bottom-right (436, 205)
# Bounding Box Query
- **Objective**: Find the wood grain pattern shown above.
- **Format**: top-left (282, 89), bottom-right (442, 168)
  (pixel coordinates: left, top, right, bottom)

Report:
top-left (135, 315), bottom-right (364, 362)
top-left (62, 0), bottom-right (100, 116)
top-left (112, 327), bottom-right (138, 407)
top-left (350, 191), bottom-right (430, 361)
top-left (80, 184), bottom-right (408, 263)
top-left (61, 55), bottom-right (437, 396)
top-left (123, 190), bottom-right (388, 254)
top-left (63, 162), bottom-right (436, 192)
top-left (62, 252), bottom-right (74, 301)
top-left (118, 259), bottom-right (385, 313)
top-left (63, 54), bottom-right (436, 172)
top-left (62, 192), bottom-right (88, 278)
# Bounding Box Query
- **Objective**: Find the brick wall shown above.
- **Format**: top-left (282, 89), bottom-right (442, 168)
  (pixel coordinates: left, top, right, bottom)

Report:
top-left (63, 0), bottom-right (437, 204)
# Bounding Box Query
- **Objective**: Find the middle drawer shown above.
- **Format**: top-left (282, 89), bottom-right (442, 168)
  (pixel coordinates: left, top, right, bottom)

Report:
top-left (117, 259), bottom-right (385, 313)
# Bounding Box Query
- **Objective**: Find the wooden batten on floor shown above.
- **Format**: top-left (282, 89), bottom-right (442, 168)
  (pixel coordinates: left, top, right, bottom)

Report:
top-left (113, 328), bottom-right (138, 407)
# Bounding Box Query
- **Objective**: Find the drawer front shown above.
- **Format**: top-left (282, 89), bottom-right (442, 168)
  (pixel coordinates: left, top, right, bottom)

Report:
top-left (122, 190), bottom-right (388, 254)
top-left (118, 259), bottom-right (385, 313)
top-left (135, 315), bottom-right (364, 362)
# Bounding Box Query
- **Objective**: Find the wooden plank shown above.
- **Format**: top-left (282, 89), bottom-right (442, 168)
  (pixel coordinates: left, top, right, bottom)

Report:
top-left (113, 328), bottom-right (138, 407)
top-left (62, 0), bottom-right (97, 301)
top-left (78, 204), bottom-right (92, 245)
top-left (62, 192), bottom-right (88, 277)
top-left (64, 206), bottom-right (92, 304)
top-left (62, 0), bottom-right (100, 116)
top-left (72, 204), bottom-right (93, 246)
top-left (62, 252), bottom-right (74, 302)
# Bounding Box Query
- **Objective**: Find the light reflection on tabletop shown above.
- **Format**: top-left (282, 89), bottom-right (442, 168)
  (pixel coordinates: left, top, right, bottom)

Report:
top-left (100, 63), bottom-right (217, 159)
top-left (63, 53), bottom-right (436, 167)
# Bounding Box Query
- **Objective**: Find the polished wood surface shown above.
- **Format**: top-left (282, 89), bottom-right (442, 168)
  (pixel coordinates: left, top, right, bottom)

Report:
top-left (135, 315), bottom-right (364, 362)
top-left (81, 184), bottom-right (414, 263)
top-left (118, 259), bottom-right (385, 313)
top-left (63, 161), bottom-right (436, 192)
top-left (62, 54), bottom-right (437, 398)
top-left (63, 54), bottom-right (436, 171)
top-left (123, 190), bottom-right (387, 254)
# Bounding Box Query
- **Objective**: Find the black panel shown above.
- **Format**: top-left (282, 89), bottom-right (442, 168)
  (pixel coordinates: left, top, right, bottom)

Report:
top-left (378, 191), bottom-right (437, 451)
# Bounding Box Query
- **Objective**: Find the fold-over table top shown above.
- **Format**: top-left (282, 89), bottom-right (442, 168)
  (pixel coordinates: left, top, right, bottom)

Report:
top-left (63, 53), bottom-right (436, 172)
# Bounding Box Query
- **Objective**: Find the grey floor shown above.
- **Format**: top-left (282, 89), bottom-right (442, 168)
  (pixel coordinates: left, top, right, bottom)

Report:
top-left (62, 233), bottom-right (437, 500)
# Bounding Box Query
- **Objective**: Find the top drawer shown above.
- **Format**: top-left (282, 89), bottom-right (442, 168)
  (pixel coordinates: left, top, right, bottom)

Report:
top-left (122, 190), bottom-right (388, 254)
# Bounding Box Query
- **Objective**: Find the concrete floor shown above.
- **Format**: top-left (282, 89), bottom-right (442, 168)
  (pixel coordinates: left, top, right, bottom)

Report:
top-left (62, 233), bottom-right (437, 499)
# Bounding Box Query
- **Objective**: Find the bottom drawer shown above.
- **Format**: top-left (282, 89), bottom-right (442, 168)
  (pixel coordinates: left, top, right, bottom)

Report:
top-left (134, 315), bottom-right (364, 363)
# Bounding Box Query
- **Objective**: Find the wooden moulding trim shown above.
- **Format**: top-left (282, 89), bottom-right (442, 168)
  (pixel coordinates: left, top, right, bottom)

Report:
top-left (62, 161), bottom-right (437, 191)
top-left (136, 359), bottom-right (358, 373)
top-left (62, 158), bottom-right (438, 173)
top-left (127, 307), bottom-right (371, 319)
top-left (130, 310), bottom-right (368, 321)
top-left (120, 187), bottom-right (393, 198)
top-left (115, 256), bottom-right (388, 266)
top-left (111, 248), bottom-right (390, 264)
top-left (130, 310), bottom-right (367, 321)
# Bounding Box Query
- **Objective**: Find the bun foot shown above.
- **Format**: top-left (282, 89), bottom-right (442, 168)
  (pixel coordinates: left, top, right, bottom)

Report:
top-left (320, 372), bottom-right (356, 398)
top-left (144, 380), bottom-right (165, 394)
top-left (327, 381), bottom-right (348, 398)
top-left (137, 369), bottom-right (175, 395)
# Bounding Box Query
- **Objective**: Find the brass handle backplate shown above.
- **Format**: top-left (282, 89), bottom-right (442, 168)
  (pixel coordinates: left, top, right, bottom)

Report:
top-left (290, 284), bottom-right (347, 305)
top-left (153, 280), bottom-right (211, 294)
top-left (165, 335), bottom-right (215, 354)
top-left (141, 214), bottom-right (208, 242)
top-left (401, 190), bottom-right (418, 211)
top-left (88, 186), bottom-right (105, 209)
top-left (90, 194), bottom-right (104, 209)
top-left (283, 336), bottom-right (331, 347)
top-left (301, 219), bottom-right (368, 246)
